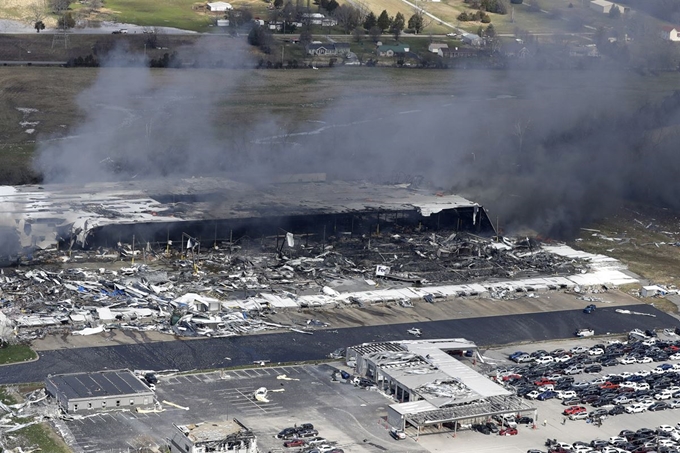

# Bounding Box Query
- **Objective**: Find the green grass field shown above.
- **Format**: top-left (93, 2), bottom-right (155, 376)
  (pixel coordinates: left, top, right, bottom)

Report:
top-left (104, 0), bottom-right (217, 31)
top-left (0, 344), bottom-right (37, 364)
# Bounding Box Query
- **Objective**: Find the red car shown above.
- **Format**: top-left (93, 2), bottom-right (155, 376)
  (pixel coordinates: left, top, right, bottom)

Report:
top-left (502, 374), bottom-right (522, 381)
top-left (284, 439), bottom-right (305, 447)
top-left (499, 427), bottom-right (518, 436)
top-left (534, 378), bottom-right (556, 386)
top-left (600, 381), bottom-right (619, 390)
top-left (563, 405), bottom-right (586, 416)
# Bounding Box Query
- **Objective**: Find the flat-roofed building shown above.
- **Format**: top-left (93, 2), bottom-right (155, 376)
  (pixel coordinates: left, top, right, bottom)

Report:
top-left (347, 339), bottom-right (536, 436)
top-left (45, 369), bottom-right (155, 413)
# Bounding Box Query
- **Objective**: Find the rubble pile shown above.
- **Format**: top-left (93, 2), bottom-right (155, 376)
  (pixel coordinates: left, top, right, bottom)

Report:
top-left (0, 228), bottom-right (631, 342)
top-left (0, 388), bottom-right (59, 451)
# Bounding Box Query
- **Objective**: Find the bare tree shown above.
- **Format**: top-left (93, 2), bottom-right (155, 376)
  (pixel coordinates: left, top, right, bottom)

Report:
top-left (27, 0), bottom-right (48, 27)
top-left (333, 4), bottom-right (361, 34)
top-left (50, 0), bottom-right (72, 14)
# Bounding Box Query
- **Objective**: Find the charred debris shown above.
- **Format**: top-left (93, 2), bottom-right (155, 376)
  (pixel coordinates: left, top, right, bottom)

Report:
top-left (0, 223), bottom-right (601, 343)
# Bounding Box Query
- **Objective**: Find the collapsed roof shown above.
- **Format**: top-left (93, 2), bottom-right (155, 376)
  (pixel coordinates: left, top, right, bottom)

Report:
top-left (0, 176), bottom-right (494, 254)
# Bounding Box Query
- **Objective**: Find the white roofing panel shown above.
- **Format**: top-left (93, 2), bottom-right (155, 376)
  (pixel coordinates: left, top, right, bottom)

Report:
top-left (403, 341), bottom-right (511, 400)
top-left (389, 400), bottom-right (437, 415)
top-left (566, 269), bottom-right (637, 287)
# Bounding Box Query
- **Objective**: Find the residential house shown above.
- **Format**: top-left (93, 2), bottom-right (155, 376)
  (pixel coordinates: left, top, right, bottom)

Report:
top-left (428, 43), bottom-right (449, 56)
top-left (301, 12), bottom-right (336, 26)
top-left (662, 26), bottom-right (680, 42)
top-left (461, 33), bottom-right (483, 46)
top-left (569, 45), bottom-right (600, 57)
top-left (306, 43), bottom-right (351, 56)
top-left (207, 1), bottom-right (232, 11)
top-left (442, 47), bottom-right (482, 58)
top-left (376, 44), bottom-right (410, 57)
top-left (268, 20), bottom-right (302, 31)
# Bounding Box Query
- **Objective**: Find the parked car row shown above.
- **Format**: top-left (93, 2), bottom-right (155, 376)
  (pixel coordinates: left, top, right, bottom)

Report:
top-left (468, 414), bottom-right (531, 436)
top-left (508, 334), bottom-right (678, 368)
top-left (278, 424), bottom-right (343, 453)
top-left (497, 335), bottom-right (680, 427)
top-left (533, 423), bottom-right (680, 452)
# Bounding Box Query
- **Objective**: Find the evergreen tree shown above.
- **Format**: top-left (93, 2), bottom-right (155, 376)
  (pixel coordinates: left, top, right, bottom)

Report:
top-left (363, 11), bottom-right (377, 30)
top-left (376, 10), bottom-right (391, 33)
top-left (390, 12), bottom-right (405, 41)
top-left (407, 13), bottom-right (423, 33)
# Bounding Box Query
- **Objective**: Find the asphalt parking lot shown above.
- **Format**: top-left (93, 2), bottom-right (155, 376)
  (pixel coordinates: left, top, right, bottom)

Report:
top-left (61, 333), bottom-right (680, 453)
top-left (63, 364), bottom-right (430, 453)
top-left (55, 309), bottom-right (680, 453)
top-left (3, 303), bottom-right (675, 384)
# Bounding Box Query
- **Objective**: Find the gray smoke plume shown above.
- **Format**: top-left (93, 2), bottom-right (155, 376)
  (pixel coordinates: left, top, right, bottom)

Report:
top-left (32, 40), bottom-right (680, 238)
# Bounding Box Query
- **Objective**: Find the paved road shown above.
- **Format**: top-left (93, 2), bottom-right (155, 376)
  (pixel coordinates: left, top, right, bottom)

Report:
top-left (2, 304), bottom-right (676, 384)
top-left (0, 19), bottom-right (197, 35)
top-left (0, 60), bottom-right (66, 66)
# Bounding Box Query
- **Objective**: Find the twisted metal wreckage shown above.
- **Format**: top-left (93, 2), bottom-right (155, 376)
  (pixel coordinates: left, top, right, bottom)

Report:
top-left (0, 178), bottom-right (637, 343)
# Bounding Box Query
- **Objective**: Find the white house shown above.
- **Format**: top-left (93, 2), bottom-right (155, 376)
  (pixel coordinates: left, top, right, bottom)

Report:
top-left (461, 33), bottom-right (482, 46)
top-left (207, 1), bottom-right (233, 12)
top-left (589, 0), bottom-right (615, 14)
top-left (428, 43), bottom-right (448, 54)
top-left (662, 26), bottom-right (680, 42)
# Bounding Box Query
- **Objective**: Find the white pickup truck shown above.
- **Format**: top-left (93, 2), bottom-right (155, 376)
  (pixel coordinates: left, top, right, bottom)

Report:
top-left (575, 329), bottom-right (594, 337)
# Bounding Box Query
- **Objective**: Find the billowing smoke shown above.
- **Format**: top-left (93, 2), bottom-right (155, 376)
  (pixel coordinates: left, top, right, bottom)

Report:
top-left (32, 39), bottom-right (680, 238)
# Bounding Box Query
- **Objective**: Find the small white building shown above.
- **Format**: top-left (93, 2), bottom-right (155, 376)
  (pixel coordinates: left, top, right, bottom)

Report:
top-left (589, 0), bottom-right (615, 14)
top-left (302, 12), bottom-right (331, 25)
top-left (662, 26), bottom-right (680, 42)
top-left (461, 33), bottom-right (482, 46)
top-left (207, 1), bottom-right (233, 11)
top-left (428, 43), bottom-right (449, 54)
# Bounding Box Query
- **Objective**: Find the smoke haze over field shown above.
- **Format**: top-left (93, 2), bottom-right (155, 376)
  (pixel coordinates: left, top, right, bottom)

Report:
top-left (32, 39), bottom-right (680, 238)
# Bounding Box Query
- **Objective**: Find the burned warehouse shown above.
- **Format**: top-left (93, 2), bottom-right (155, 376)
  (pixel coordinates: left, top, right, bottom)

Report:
top-left (0, 175), bottom-right (493, 254)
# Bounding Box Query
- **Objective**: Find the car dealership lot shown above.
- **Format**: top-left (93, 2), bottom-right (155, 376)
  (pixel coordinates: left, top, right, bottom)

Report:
top-left (59, 326), bottom-right (680, 453)
top-left (413, 332), bottom-right (680, 453)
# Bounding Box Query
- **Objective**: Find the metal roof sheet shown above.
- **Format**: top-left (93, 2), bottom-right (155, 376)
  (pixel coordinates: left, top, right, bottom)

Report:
top-left (46, 370), bottom-right (153, 400)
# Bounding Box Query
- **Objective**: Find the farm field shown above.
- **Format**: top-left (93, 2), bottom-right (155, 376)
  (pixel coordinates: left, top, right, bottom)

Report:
top-left (3, 64), bottom-right (680, 185)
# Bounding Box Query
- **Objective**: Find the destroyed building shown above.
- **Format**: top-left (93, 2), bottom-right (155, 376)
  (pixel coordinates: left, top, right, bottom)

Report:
top-left (169, 419), bottom-right (257, 453)
top-left (45, 369), bottom-right (156, 413)
top-left (0, 219), bottom-right (638, 343)
top-left (0, 176), bottom-right (494, 252)
top-left (0, 175), bottom-right (641, 344)
top-left (348, 339), bottom-right (536, 436)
